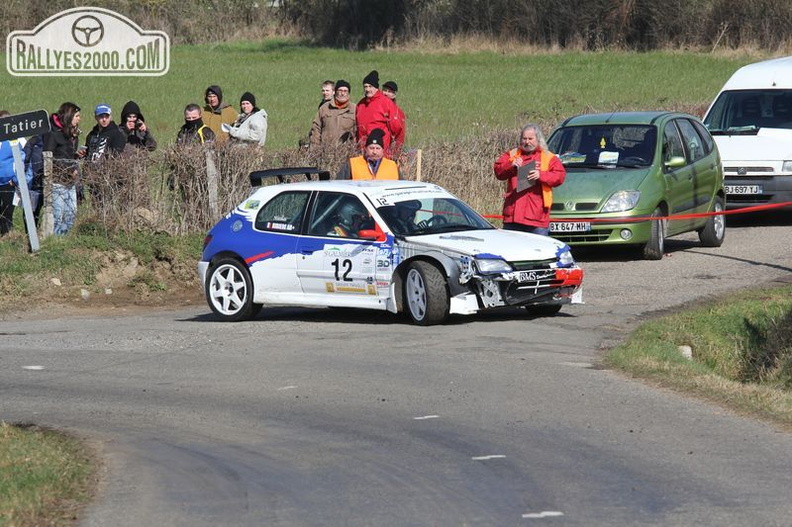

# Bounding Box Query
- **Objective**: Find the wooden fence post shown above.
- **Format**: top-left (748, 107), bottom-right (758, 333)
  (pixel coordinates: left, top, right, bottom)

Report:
top-left (205, 149), bottom-right (219, 219)
top-left (40, 151), bottom-right (54, 238)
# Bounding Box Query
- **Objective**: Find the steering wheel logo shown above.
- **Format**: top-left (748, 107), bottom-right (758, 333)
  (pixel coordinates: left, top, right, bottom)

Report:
top-left (71, 15), bottom-right (104, 47)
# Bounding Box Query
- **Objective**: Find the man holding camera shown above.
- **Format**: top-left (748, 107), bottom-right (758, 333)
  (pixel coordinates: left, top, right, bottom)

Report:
top-left (119, 101), bottom-right (157, 151)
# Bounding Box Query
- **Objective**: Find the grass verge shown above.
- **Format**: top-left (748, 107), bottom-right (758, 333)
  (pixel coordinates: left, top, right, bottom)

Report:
top-left (0, 229), bottom-right (203, 314)
top-left (605, 283), bottom-right (792, 429)
top-left (0, 422), bottom-right (97, 526)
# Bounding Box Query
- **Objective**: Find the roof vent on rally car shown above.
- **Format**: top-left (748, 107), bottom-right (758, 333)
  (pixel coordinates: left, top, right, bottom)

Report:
top-left (248, 167), bottom-right (331, 186)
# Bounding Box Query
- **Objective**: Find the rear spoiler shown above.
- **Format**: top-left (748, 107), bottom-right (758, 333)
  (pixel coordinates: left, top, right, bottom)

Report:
top-left (249, 167), bottom-right (331, 186)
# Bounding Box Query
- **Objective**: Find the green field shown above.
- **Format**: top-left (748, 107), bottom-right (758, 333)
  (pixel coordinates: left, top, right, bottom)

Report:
top-left (0, 41), bottom-right (764, 148)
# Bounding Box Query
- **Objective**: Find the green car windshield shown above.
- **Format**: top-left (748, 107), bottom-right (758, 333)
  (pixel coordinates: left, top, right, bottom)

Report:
top-left (549, 125), bottom-right (657, 168)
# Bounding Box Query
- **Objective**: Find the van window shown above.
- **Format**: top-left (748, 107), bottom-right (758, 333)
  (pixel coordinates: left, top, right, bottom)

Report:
top-left (704, 90), bottom-right (792, 132)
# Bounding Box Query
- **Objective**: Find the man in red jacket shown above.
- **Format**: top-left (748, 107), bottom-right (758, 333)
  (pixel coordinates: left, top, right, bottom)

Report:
top-left (493, 123), bottom-right (565, 235)
top-left (382, 80), bottom-right (406, 156)
top-left (355, 70), bottom-right (404, 158)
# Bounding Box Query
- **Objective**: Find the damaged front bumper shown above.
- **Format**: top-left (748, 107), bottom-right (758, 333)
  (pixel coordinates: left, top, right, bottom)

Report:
top-left (451, 256), bottom-right (584, 314)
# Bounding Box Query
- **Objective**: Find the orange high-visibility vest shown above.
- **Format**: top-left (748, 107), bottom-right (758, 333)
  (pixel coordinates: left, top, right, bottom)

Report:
top-left (509, 148), bottom-right (554, 208)
top-left (349, 156), bottom-right (399, 180)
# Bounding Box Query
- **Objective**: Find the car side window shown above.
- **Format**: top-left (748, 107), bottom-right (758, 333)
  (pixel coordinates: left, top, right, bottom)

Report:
top-left (307, 192), bottom-right (372, 238)
top-left (691, 119), bottom-right (715, 153)
top-left (662, 124), bottom-right (686, 166)
top-left (254, 191), bottom-right (310, 233)
top-left (676, 118), bottom-right (707, 162)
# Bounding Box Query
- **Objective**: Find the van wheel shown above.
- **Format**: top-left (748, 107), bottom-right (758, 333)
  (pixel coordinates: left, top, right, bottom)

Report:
top-left (698, 196), bottom-right (726, 247)
top-left (642, 207), bottom-right (666, 260)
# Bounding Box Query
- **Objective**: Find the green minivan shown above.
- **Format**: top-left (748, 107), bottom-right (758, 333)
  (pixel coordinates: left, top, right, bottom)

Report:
top-left (547, 112), bottom-right (726, 259)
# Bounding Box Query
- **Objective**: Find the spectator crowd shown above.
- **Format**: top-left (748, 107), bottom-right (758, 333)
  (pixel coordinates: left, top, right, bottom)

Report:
top-left (2, 68), bottom-right (561, 239)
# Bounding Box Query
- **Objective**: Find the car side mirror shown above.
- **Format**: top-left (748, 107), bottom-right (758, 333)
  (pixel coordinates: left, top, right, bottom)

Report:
top-left (664, 156), bottom-right (686, 169)
top-left (358, 224), bottom-right (387, 242)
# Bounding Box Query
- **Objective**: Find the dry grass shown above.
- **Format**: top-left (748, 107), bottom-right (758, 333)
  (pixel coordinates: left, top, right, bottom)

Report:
top-left (63, 130), bottom-right (523, 236)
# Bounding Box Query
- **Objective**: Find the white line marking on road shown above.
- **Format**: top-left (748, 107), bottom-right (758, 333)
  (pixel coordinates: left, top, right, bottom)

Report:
top-left (522, 511), bottom-right (564, 519)
top-left (277, 385), bottom-right (298, 390)
top-left (22, 365), bottom-right (44, 370)
top-left (471, 454), bottom-right (506, 460)
top-left (559, 361), bottom-right (594, 368)
top-left (413, 415), bottom-right (439, 420)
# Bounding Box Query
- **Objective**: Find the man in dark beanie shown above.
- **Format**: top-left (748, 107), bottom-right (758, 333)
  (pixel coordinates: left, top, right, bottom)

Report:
top-left (337, 127), bottom-right (401, 181)
top-left (310, 79), bottom-right (356, 149)
top-left (355, 70), bottom-right (404, 159)
top-left (202, 85), bottom-right (236, 142)
top-left (228, 91), bottom-right (268, 146)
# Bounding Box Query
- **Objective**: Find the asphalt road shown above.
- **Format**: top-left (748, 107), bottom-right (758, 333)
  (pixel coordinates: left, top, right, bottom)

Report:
top-left (1, 214), bottom-right (791, 526)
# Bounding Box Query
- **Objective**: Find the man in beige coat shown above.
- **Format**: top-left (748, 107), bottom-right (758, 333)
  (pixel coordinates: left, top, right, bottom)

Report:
top-left (202, 85), bottom-right (236, 143)
top-left (310, 79), bottom-right (356, 148)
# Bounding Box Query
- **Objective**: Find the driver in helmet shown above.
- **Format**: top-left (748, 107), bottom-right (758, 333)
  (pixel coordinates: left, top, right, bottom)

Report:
top-left (391, 199), bottom-right (421, 235)
top-left (329, 198), bottom-right (371, 237)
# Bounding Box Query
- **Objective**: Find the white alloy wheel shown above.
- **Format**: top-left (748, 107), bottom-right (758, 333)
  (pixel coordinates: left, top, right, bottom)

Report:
top-left (404, 261), bottom-right (449, 325)
top-left (206, 258), bottom-right (261, 321)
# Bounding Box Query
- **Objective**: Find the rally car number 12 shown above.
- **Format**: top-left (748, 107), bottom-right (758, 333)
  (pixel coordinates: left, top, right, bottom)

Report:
top-left (199, 169), bottom-right (584, 325)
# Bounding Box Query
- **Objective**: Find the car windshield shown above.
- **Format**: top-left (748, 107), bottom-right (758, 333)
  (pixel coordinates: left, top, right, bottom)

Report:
top-left (548, 124), bottom-right (656, 168)
top-left (377, 197), bottom-right (493, 236)
top-left (703, 89), bottom-right (792, 134)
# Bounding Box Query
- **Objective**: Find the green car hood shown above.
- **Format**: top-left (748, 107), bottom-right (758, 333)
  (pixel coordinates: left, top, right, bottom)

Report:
top-left (553, 167), bottom-right (651, 206)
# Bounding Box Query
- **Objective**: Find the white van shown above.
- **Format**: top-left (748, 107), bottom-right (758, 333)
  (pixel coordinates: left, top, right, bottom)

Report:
top-left (702, 56), bottom-right (792, 209)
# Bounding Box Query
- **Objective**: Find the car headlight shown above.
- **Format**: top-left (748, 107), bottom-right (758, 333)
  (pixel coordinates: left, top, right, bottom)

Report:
top-left (475, 258), bottom-right (513, 274)
top-left (556, 246), bottom-right (575, 268)
top-left (782, 160), bottom-right (792, 172)
top-left (601, 190), bottom-right (641, 213)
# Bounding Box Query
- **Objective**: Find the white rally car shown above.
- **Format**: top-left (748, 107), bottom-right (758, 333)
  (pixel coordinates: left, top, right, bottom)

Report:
top-left (199, 168), bottom-right (584, 325)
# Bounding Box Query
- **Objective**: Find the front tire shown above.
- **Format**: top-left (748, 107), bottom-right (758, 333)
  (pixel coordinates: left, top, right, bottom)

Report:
top-left (642, 207), bottom-right (666, 260)
top-left (404, 261), bottom-right (449, 326)
top-left (205, 258), bottom-right (262, 322)
top-left (698, 196), bottom-right (726, 247)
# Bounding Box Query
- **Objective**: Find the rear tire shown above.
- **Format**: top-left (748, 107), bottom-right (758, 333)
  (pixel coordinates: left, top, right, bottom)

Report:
top-left (404, 261), bottom-right (449, 326)
top-left (642, 207), bottom-right (666, 260)
top-left (698, 196), bottom-right (726, 247)
top-left (205, 258), bottom-right (262, 322)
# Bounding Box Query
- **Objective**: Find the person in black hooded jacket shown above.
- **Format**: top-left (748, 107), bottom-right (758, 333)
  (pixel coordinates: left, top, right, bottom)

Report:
top-left (118, 100), bottom-right (157, 151)
top-left (85, 103), bottom-right (126, 162)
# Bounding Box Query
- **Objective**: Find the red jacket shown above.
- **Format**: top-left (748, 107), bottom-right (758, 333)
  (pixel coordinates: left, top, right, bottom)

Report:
top-left (391, 102), bottom-right (406, 156)
top-left (493, 147), bottom-right (565, 228)
top-left (355, 90), bottom-right (404, 156)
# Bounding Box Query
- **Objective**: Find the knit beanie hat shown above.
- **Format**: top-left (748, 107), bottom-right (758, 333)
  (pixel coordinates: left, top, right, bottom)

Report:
top-left (366, 128), bottom-right (386, 146)
top-left (362, 70), bottom-right (379, 88)
top-left (383, 81), bottom-right (398, 93)
top-left (335, 80), bottom-right (351, 91)
top-left (240, 92), bottom-right (256, 106)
